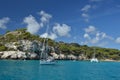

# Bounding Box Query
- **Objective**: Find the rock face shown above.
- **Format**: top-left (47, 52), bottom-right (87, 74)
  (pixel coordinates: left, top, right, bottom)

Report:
top-left (29, 53), bottom-right (38, 59)
top-left (0, 51), bottom-right (38, 60)
top-left (58, 54), bottom-right (66, 60)
top-left (1, 40), bottom-right (87, 60)
top-left (50, 52), bottom-right (59, 59)
top-left (66, 54), bottom-right (77, 60)
top-left (0, 50), bottom-right (87, 60)
top-left (5, 42), bottom-right (18, 50)
top-left (19, 40), bottom-right (32, 51)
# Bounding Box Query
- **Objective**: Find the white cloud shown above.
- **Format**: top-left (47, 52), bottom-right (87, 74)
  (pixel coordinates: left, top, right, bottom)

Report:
top-left (24, 10), bottom-right (71, 40)
top-left (40, 33), bottom-right (48, 38)
top-left (40, 23), bottom-right (71, 40)
top-left (0, 17), bottom-right (10, 29)
top-left (84, 25), bottom-right (96, 33)
top-left (81, 13), bottom-right (89, 18)
top-left (53, 23), bottom-right (71, 37)
top-left (40, 23), bottom-right (72, 40)
top-left (100, 32), bottom-right (113, 40)
top-left (81, 5), bottom-right (91, 12)
top-left (82, 25), bottom-right (113, 46)
top-left (81, 1), bottom-right (101, 22)
top-left (49, 32), bottom-right (57, 40)
top-left (81, 4), bottom-right (92, 22)
top-left (24, 11), bottom-right (52, 34)
top-left (84, 33), bottom-right (91, 39)
top-left (39, 10), bottom-right (52, 23)
top-left (81, 13), bottom-right (89, 22)
top-left (40, 32), bottom-right (57, 40)
top-left (116, 37), bottom-right (120, 44)
top-left (24, 15), bottom-right (41, 34)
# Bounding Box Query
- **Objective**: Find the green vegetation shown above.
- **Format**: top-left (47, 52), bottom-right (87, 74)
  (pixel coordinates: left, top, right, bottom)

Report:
top-left (0, 28), bottom-right (42, 43)
top-left (55, 41), bottom-right (120, 60)
top-left (0, 28), bottom-right (120, 60)
top-left (0, 44), bottom-right (7, 51)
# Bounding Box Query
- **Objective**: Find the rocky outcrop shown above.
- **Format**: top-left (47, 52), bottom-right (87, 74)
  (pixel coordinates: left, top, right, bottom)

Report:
top-left (66, 54), bottom-right (77, 60)
top-left (28, 53), bottom-right (38, 59)
top-left (0, 50), bottom-right (88, 60)
top-left (5, 42), bottom-right (18, 50)
top-left (58, 54), bottom-right (66, 59)
top-left (51, 52), bottom-right (88, 60)
top-left (0, 51), bottom-right (38, 60)
top-left (50, 52), bottom-right (59, 59)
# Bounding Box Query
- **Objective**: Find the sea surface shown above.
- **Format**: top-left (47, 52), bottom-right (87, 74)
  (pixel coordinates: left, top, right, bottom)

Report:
top-left (0, 60), bottom-right (120, 80)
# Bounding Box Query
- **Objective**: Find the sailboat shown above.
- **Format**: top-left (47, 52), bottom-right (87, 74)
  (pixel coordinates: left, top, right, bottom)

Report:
top-left (40, 40), bottom-right (55, 65)
top-left (40, 21), bottom-right (55, 65)
top-left (90, 48), bottom-right (99, 62)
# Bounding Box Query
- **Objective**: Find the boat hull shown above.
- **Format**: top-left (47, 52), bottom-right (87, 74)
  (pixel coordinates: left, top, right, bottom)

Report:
top-left (40, 60), bottom-right (55, 65)
top-left (90, 58), bottom-right (99, 62)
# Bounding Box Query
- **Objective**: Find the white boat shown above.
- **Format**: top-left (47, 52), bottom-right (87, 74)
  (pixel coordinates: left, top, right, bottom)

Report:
top-left (40, 21), bottom-right (55, 65)
top-left (40, 58), bottom-right (55, 65)
top-left (90, 48), bottom-right (99, 62)
top-left (90, 58), bottom-right (98, 62)
top-left (40, 42), bottom-right (55, 65)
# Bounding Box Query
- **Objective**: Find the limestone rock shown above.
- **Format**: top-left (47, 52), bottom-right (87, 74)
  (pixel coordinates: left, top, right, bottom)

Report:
top-left (67, 54), bottom-right (77, 60)
top-left (59, 54), bottom-right (66, 59)
top-left (50, 52), bottom-right (59, 59)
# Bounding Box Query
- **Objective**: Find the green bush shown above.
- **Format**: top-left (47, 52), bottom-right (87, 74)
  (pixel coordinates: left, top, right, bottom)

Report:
top-left (0, 46), bottom-right (7, 51)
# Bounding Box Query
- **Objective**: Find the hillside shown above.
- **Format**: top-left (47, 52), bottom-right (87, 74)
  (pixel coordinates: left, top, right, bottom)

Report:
top-left (0, 28), bottom-right (120, 61)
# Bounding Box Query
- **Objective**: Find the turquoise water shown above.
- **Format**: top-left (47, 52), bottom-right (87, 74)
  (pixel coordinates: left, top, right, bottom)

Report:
top-left (0, 60), bottom-right (120, 80)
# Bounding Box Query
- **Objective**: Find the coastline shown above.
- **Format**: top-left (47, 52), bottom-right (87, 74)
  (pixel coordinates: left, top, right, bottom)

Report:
top-left (0, 51), bottom-right (87, 61)
top-left (0, 51), bottom-right (119, 62)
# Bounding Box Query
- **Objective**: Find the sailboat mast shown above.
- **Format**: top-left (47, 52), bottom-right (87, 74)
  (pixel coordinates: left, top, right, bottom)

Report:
top-left (40, 21), bottom-right (50, 59)
top-left (93, 48), bottom-right (96, 58)
top-left (45, 21), bottom-right (50, 59)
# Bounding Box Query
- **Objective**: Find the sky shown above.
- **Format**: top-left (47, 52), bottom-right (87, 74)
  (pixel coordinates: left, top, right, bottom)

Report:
top-left (0, 0), bottom-right (120, 49)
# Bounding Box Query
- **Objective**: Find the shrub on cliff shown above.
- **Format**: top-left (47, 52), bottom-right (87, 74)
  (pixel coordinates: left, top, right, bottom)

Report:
top-left (0, 45), bottom-right (7, 51)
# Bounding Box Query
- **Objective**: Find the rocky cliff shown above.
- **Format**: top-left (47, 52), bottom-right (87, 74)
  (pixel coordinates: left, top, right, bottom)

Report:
top-left (0, 28), bottom-right (120, 61)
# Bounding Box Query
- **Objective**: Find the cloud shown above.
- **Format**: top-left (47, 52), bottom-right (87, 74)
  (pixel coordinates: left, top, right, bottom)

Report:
top-left (95, 32), bottom-right (114, 40)
top-left (53, 23), bottom-right (71, 37)
top-left (81, 13), bottom-right (89, 18)
top-left (24, 10), bottom-right (52, 34)
top-left (90, 36), bottom-right (99, 44)
top-left (81, 13), bottom-right (89, 22)
top-left (81, 0), bottom-right (101, 22)
top-left (39, 10), bottom-right (52, 23)
top-left (81, 5), bottom-right (91, 12)
top-left (116, 37), bottom-right (120, 44)
top-left (82, 25), bottom-right (113, 45)
top-left (40, 33), bottom-right (48, 38)
top-left (84, 33), bottom-right (91, 39)
top-left (38, 11), bottom-right (71, 39)
top-left (40, 23), bottom-right (71, 40)
top-left (38, 11), bottom-right (56, 39)
top-left (40, 32), bottom-right (57, 40)
top-left (0, 17), bottom-right (10, 29)
top-left (24, 15), bottom-right (41, 34)
top-left (84, 25), bottom-right (96, 33)
top-left (49, 32), bottom-right (58, 40)
top-left (81, 4), bottom-right (91, 22)
top-left (24, 10), bottom-right (71, 40)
